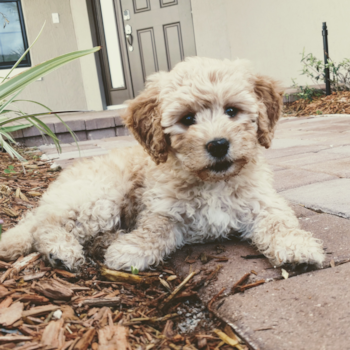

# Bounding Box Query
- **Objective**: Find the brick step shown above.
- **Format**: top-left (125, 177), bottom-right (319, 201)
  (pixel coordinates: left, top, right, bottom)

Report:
top-left (11, 109), bottom-right (129, 147)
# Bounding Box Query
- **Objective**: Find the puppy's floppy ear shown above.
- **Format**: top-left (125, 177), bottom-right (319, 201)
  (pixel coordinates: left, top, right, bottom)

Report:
top-left (254, 75), bottom-right (284, 148)
top-left (122, 74), bottom-right (168, 165)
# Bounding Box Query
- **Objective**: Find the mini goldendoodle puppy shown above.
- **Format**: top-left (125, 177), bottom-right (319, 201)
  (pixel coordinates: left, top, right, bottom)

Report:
top-left (0, 57), bottom-right (325, 271)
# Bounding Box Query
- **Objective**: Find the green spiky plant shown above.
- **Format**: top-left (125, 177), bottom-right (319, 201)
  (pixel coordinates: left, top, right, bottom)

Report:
top-left (0, 23), bottom-right (100, 161)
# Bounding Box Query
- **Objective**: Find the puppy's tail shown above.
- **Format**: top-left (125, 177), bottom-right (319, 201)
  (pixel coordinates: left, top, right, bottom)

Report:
top-left (0, 212), bottom-right (35, 261)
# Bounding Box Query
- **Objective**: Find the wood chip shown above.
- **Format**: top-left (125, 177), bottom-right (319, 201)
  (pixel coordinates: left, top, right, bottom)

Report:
top-left (22, 304), bottom-right (60, 317)
top-left (27, 191), bottom-right (41, 197)
top-left (74, 328), bottom-right (96, 350)
top-left (231, 272), bottom-right (250, 294)
top-left (23, 271), bottom-right (47, 281)
top-left (160, 271), bottom-right (197, 309)
top-left (41, 318), bottom-right (65, 349)
top-left (0, 335), bottom-right (32, 343)
top-left (54, 269), bottom-right (76, 278)
top-left (98, 314), bottom-right (131, 350)
top-left (213, 329), bottom-right (239, 347)
top-left (11, 252), bottom-right (41, 277)
top-left (34, 279), bottom-right (74, 300)
top-left (0, 296), bottom-right (13, 309)
top-left (2, 207), bottom-right (19, 217)
top-left (80, 297), bottom-right (121, 308)
top-left (100, 267), bottom-right (157, 285)
top-left (0, 301), bottom-right (23, 326)
top-left (16, 294), bottom-right (50, 305)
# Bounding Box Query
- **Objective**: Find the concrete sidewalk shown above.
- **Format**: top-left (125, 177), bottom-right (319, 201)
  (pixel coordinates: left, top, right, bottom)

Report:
top-left (40, 114), bottom-right (350, 350)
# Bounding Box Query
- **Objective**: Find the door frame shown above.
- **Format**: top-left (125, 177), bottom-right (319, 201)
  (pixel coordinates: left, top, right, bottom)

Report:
top-left (91, 0), bottom-right (134, 106)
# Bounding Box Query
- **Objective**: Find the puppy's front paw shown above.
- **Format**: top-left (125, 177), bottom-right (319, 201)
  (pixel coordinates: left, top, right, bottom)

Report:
top-left (47, 251), bottom-right (85, 271)
top-left (269, 229), bottom-right (325, 268)
top-left (36, 239), bottom-right (85, 271)
top-left (104, 241), bottom-right (159, 271)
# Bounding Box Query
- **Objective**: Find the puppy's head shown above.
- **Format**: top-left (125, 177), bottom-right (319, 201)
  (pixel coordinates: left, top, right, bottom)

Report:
top-left (123, 57), bottom-right (283, 181)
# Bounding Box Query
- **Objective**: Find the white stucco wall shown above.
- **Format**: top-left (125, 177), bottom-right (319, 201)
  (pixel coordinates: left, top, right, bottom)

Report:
top-left (191, 0), bottom-right (350, 87)
top-left (18, 0), bottom-right (88, 113)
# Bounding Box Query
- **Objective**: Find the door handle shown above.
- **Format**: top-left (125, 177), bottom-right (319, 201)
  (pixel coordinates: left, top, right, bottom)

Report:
top-left (125, 24), bottom-right (133, 51)
top-left (126, 33), bottom-right (133, 46)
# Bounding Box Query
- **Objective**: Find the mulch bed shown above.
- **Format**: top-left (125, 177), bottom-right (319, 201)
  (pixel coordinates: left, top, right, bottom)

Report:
top-left (283, 91), bottom-right (350, 116)
top-left (0, 146), bottom-right (248, 350)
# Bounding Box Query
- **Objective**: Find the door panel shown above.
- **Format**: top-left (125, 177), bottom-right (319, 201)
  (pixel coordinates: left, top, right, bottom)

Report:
top-left (138, 28), bottom-right (159, 81)
top-left (121, 0), bottom-right (196, 95)
top-left (133, 0), bottom-right (151, 13)
top-left (163, 22), bottom-right (184, 70)
top-left (160, 0), bottom-right (178, 7)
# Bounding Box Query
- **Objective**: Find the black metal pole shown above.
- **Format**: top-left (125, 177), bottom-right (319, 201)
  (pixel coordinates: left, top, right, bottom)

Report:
top-left (322, 22), bottom-right (331, 95)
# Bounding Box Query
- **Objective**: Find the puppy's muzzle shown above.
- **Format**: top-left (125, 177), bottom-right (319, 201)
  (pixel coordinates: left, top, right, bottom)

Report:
top-left (206, 138), bottom-right (229, 159)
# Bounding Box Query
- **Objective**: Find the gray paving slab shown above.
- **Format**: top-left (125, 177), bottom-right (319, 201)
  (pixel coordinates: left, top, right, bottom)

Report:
top-left (57, 130), bottom-right (88, 144)
top-left (98, 140), bottom-right (137, 150)
top-left (281, 179), bottom-right (350, 219)
top-left (213, 263), bottom-right (350, 350)
top-left (269, 165), bottom-right (287, 172)
top-left (270, 138), bottom-right (320, 149)
top-left (300, 157), bottom-right (350, 178)
top-left (95, 135), bottom-right (134, 143)
top-left (87, 128), bottom-right (117, 140)
top-left (268, 150), bottom-right (349, 168)
top-left (320, 144), bottom-right (350, 155)
top-left (299, 213), bottom-right (350, 264)
top-left (54, 119), bottom-right (86, 133)
top-left (272, 168), bottom-right (337, 192)
top-left (39, 143), bottom-right (97, 155)
top-left (46, 148), bottom-right (108, 161)
top-left (22, 123), bottom-right (55, 137)
top-left (264, 144), bottom-right (330, 159)
top-left (172, 206), bottom-right (350, 349)
top-left (116, 126), bottom-right (130, 136)
top-left (37, 109), bottom-right (125, 124)
top-left (85, 117), bottom-right (116, 130)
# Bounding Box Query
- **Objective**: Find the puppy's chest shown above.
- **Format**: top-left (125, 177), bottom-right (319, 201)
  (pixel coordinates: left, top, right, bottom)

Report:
top-left (181, 188), bottom-right (247, 240)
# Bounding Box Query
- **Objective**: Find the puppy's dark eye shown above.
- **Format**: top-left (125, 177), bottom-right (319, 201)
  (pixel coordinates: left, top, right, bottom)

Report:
top-left (180, 114), bottom-right (196, 126)
top-left (225, 107), bottom-right (239, 118)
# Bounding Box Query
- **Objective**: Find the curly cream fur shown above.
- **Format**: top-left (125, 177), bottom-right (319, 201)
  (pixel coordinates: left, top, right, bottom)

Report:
top-left (0, 57), bottom-right (325, 270)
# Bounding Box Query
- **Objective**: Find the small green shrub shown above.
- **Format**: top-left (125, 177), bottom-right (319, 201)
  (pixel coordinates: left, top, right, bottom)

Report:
top-left (291, 79), bottom-right (324, 101)
top-left (298, 49), bottom-right (350, 92)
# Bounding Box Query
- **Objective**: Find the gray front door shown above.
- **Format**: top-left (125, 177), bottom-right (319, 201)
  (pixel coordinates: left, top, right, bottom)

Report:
top-left (120, 0), bottom-right (197, 95)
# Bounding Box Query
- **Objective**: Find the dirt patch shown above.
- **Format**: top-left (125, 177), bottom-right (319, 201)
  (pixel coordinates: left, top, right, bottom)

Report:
top-left (284, 91), bottom-right (350, 116)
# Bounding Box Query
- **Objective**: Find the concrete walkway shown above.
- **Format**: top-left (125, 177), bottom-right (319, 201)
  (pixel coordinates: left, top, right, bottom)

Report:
top-left (40, 114), bottom-right (350, 350)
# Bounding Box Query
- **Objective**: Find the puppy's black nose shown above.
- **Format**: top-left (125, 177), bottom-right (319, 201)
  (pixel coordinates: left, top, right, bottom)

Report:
top-left (206, 138), bottom-right (230, 158)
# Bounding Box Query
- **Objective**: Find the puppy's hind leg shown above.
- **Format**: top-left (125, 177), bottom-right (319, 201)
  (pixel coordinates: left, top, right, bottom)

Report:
top-left (0, 211), bottom-right (36, 261)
